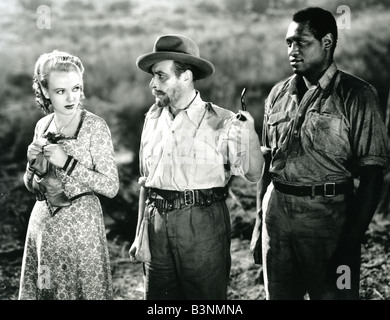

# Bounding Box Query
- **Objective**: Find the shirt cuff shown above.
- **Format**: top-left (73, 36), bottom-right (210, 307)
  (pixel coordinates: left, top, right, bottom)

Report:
top-left (62, 156), bottom-right (78, 176)
top-left (26, 162), bottom-right (34, 173)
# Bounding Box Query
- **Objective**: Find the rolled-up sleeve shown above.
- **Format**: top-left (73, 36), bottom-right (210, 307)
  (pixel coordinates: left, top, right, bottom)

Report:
top-left (224, 116), bottom-right (251, 177)
top-left (350, 85), bottom-right (390, 168)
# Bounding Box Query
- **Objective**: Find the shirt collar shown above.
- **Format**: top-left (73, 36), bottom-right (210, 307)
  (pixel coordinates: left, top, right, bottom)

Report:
top-left (289, 62), bottom-right (338, 94)
top-left (147, 91), bottom-right (212, 128)
top-left (185, 91), bottom-right (210, 128)
top-left (318, 62), bottom-right (338, 90)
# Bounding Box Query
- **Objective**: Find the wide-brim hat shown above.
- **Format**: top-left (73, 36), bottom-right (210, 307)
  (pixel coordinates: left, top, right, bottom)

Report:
top-left (136, 34), bottom-right (215, 80)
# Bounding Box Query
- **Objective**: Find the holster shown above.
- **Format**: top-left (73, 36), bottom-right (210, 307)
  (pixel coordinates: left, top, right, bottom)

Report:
top-left (30, 155), bottom-right (72, 210)
top-left (29, 153), bottom-right (48, 178)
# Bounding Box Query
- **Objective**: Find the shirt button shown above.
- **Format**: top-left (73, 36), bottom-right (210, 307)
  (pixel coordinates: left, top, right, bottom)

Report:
top-left (294, 130), bottom-right (298, 135)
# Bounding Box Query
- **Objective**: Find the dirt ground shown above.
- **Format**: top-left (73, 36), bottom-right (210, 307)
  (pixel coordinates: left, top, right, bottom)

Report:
top-left (106, 237), bottom-right (265, 300)
top-left (2, 218), bottom-right (389, 300)
top-left (106, 214), bottom-right (390, 300)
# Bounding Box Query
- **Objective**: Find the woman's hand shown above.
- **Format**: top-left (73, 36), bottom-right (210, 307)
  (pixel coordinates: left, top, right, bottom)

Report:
top-left (42, 143), bottom-right (68, 168)
top-left (27, 138), bottom-right (47, 162)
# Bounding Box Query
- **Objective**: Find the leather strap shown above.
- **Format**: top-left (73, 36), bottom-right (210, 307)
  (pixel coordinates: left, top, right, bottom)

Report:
top-left (50, 191), bottom-right (95, 216)
top-left (273, 180), bottom-right (353, 197)
top-left (148, 187), bottom-right (228, 211)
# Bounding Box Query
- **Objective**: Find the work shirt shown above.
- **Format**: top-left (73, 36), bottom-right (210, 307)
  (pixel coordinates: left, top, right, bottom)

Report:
top-left (140, 92), bottom-right (251, 190)
top-left (263, 63), bottom-right (390, 184)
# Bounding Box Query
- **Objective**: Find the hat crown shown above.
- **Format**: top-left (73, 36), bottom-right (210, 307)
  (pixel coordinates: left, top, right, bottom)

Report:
top-left (154, 35), bottom-right (200, 58)
top-left (136, 34), bottom-right (214, 79)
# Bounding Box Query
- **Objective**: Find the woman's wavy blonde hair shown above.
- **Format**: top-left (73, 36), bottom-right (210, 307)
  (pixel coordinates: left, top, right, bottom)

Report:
top-left (32, 50), bottom-right (85, 114)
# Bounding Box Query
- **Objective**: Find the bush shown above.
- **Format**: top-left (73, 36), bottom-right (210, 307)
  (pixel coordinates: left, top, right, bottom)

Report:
top-left (195, 0), bottom-right (221, 15)
top-left (106, 0), bottom-right (133, 13)
top-left (1, 0), bottom-right (389, 241)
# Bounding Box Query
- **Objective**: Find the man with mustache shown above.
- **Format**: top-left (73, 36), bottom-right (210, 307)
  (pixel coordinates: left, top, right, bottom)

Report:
top-left (129, 34), bottom-right (264, 299)
top-left (250, 7), bottom-right (390, 299)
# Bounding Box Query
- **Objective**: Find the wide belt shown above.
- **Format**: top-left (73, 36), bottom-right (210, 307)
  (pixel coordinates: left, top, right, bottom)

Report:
top-left (50, 191), bottom-right (95, 216)
top-left (273, 180), bottom-right (353, 197)
top-left (148, 187), bottom-right (228, 211)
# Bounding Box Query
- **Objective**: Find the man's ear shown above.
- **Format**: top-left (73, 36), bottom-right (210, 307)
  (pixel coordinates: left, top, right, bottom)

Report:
top-left (181, 69), bottom-right (193, 83)
top-left (322, 33), bottom-right (334, 51)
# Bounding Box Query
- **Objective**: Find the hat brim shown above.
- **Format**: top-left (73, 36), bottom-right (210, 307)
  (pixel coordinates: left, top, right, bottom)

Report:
top-left (136, 52), bottom-right (215, 80)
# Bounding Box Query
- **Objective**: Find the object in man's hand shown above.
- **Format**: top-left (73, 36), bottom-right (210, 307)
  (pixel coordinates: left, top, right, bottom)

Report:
top-left (236, 88), bottom-right (247, 121)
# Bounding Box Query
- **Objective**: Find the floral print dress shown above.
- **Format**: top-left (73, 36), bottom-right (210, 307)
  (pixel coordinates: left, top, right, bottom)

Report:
top-left (19, 109), bottom-right (119, 300)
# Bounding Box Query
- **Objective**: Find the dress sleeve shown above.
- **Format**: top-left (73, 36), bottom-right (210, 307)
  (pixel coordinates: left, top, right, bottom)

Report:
top-left (23, 121), bottom-right (41, 193)
top-left (63, 118), bottom-right (119, 198)
top-left (24, 163), bottom-right (35, 193)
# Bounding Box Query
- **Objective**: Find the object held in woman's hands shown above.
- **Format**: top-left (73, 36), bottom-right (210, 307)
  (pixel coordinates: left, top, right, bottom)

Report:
top-left (29, 134), bottom-right (72, 211)
top-left (45, 131), bottom-right (65, 144)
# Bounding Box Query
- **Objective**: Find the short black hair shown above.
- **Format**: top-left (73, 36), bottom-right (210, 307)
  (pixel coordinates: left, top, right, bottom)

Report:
top-left (293, 7), bottom-right (338, 52)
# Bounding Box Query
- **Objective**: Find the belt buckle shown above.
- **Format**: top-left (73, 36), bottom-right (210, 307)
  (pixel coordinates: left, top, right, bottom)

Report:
top-left (324, 183), bottom-right (336, 197)
top-left (184, 189), bottom-right (195, 205)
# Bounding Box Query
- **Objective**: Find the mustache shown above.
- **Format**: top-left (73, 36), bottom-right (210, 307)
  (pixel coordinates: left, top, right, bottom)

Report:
top-left (152, 89), bottom-right (165, 96)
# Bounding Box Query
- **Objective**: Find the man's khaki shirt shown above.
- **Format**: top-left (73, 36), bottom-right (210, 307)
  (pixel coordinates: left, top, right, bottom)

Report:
top-left (140, 92), bottom-right (251, 190)
top-left (263, 63), bottom-right (390, 184)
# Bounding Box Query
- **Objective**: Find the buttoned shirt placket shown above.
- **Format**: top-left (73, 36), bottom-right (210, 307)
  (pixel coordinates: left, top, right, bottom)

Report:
top-left (282, 82), bottom-right (321, 180)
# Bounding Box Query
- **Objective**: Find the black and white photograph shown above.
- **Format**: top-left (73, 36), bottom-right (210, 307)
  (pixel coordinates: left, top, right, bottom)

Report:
top-left (0, 0), bottom-right (389, 305)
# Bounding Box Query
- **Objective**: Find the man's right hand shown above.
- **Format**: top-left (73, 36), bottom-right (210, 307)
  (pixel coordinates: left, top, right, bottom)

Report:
top-left (251, 149), bottom-right (271, 265)
top-left (129, 239), bottom-right (140, 264)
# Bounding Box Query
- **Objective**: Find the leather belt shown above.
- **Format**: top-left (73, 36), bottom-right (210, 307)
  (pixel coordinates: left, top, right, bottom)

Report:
top-left (148, 187), bottom-right (228, 211)
top-left (50, 191), bottom-right (95, 216)
top-left (273, 180), bottom-right (352, 197)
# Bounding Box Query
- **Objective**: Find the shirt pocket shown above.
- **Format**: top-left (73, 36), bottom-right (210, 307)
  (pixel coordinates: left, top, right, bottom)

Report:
top-left (267, 111), bottom-right (292, 149)
top-left (308, 113), bottom-right (349, 158)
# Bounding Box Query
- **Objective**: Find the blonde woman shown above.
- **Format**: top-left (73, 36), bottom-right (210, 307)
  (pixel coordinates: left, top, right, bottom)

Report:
top-left (19, 50), bottom-right (119, 300)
